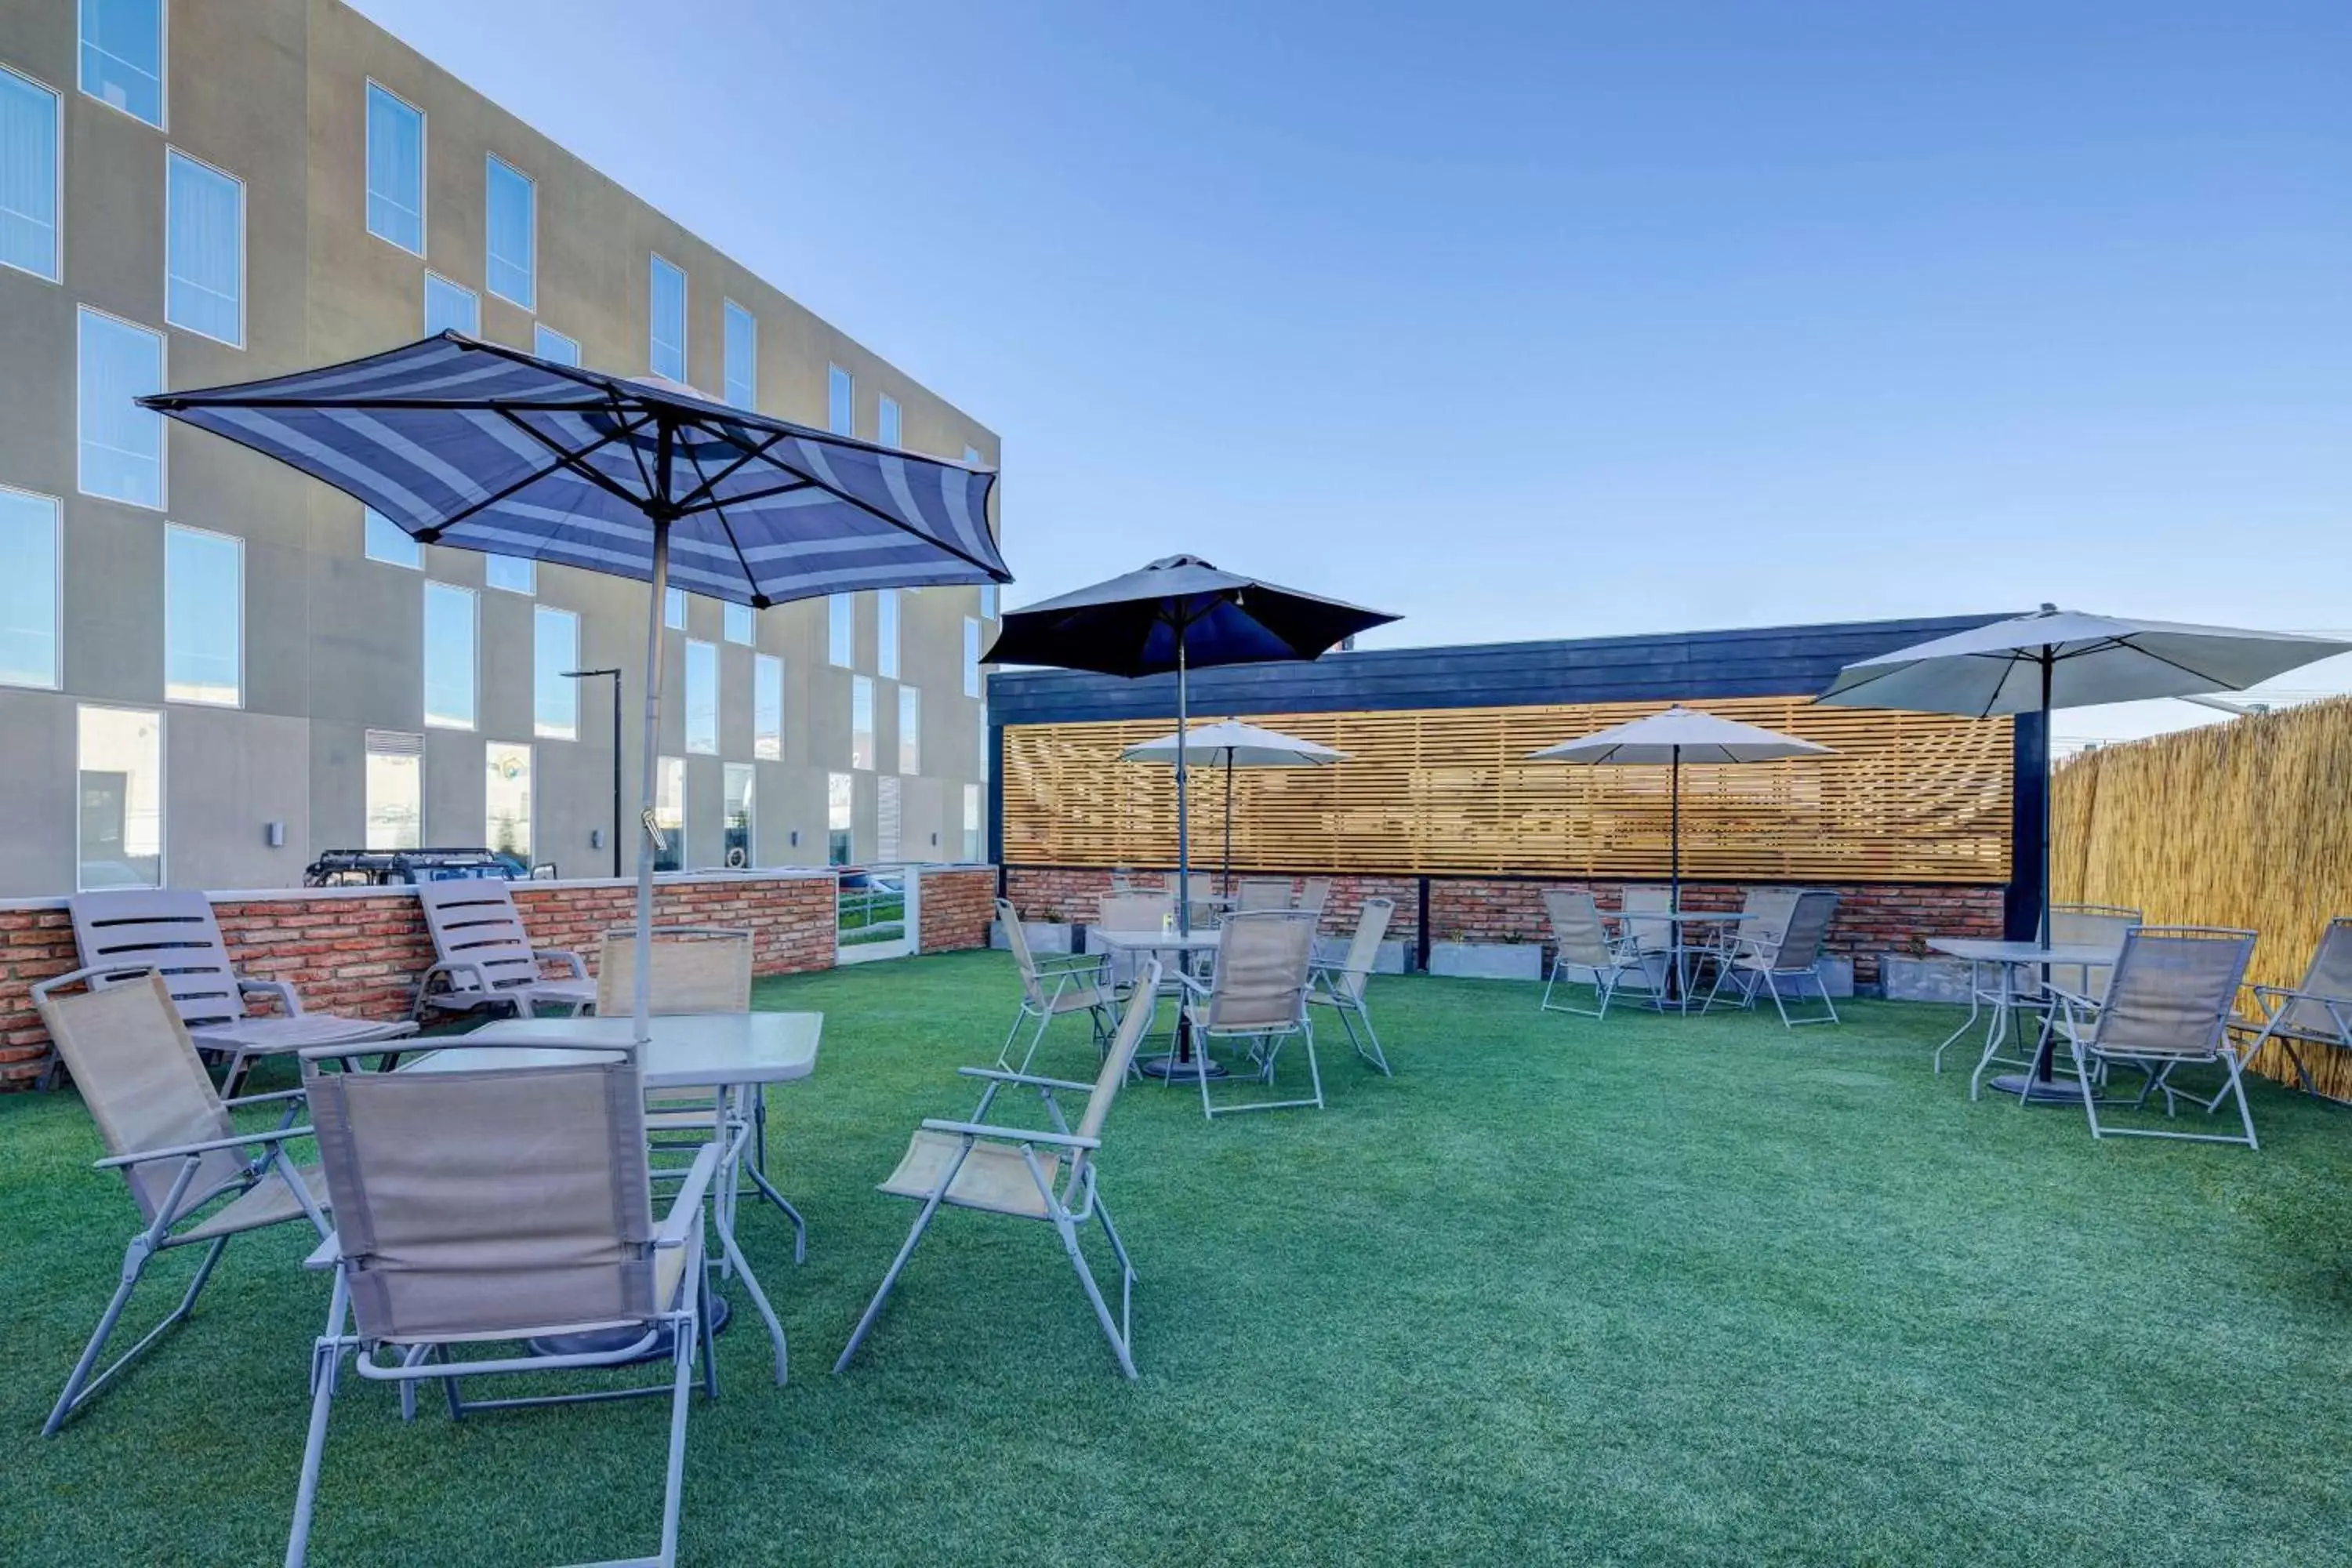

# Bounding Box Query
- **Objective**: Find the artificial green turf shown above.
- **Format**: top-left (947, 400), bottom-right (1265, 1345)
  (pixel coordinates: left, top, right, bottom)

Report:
top-left (3, 953), bottom-right (2348, 1565)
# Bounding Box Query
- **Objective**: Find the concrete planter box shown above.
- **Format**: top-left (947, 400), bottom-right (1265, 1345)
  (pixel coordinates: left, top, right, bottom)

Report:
top-left (1814, 955), bottom-right (1856, 1000)
top-left (989, 920), bottom-right (1073, 956)
top-left (1428, 941), bottom-right (1543, 981)
top-left (1312, 935), bottom-right (1411, 975)
top-left (1879, 954), bottom-right (1973, 1004)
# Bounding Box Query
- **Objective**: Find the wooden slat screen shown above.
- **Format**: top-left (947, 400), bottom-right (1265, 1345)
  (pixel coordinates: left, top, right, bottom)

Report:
top-left (1002, 699), bottom-right (2013, 883)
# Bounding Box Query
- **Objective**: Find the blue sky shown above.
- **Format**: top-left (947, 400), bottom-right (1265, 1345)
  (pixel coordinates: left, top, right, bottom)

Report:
top-left (351, 0), bottom-right (2351, 744)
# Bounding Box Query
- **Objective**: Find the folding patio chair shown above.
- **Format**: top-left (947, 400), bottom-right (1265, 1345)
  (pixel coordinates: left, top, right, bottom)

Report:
top-left (411, 878), bottom-right (595, 1023)
top-left (599, 927), bottom-right (807, 1262)
top-left (2033, 925), bottom-right (2260, 1147)
top-left (1707, 889), bottom-right (1842, 1027)
top-left (1181, 909), bottom-right (1323, 1117)
top-left (1236, 877), bottom-right (1294, 913)
top-left (995, 898), bottom-right (1118, 1073)
top-left (1617, 885), bottom-right (1675, 988)
top-left (1308, 896), bottom-right (1395, 1072)
top-left (286, 1041), bottom-right (720, 1567)
top-left (835, 960), bottom-right (1160, 1381)
top-left (2045, 904), bottom-right (2142, 1003)
top-left (64, 889), bottom-right (415, 1096)
top-left (31, 967), bottom-right (332, 1437)
top-left (2226, 916), bottom-right (2352, 1105)
top-left (1091, 892), bottom-right (1174, 997)
top-left (1297, 877), bottom-right (1333, 916)
top-left (1539, 890), bottom-right (1659, 1021)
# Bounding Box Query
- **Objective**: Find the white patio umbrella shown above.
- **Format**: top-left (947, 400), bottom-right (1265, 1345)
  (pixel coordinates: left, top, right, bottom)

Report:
top-left (1120, 720), bottom-right (1349, 894)
top-left (1526, 706), bottom-right (1832, 906)
top-left (1818, 605), bottom-right (2352, 940)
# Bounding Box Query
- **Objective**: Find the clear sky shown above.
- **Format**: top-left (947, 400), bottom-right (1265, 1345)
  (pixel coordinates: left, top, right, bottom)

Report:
top-left (350, 0), bottom-right (2351, 745)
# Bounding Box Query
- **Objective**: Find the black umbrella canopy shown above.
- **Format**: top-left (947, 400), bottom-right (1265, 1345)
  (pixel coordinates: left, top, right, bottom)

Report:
top-left (982, 554), bottom-right (1396, 674)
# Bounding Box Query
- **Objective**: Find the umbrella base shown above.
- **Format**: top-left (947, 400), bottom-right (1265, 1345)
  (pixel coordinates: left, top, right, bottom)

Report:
top-left (530, 1294), bottom-right (729, 1363)
top-left (1986, 1072), bottom-right (2082, 1106)
top-left (1137, 1053), bottom-right (1229, 1081)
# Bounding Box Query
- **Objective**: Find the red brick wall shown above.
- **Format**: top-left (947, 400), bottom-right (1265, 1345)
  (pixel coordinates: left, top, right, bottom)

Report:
top-left (1004, 866), bottom-right (2002, 983)
top-left (0, 871), bottom-right (840, 1090)
top-left (918, 867), bottom-right (996, 953)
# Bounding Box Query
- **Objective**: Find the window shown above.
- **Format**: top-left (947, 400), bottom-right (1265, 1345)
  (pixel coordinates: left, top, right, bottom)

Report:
top-left (827, 772), bottom-right (853, 866)
top-left (77, 308), bottom-right (162, 509)
top-left (655, 586), bottom-right (681, 630)
top-left (163, 524), bottom-right (240, 706)
top-left (0, 486), bottom-right (59, 689)
top-left (979, 583), bottom-right (996, 619)
top-left (424, 272), bottom-right (478, 336)
top-left (365, 82), bottom-right (424, 255)
top-left (165, 150), bottom-right (241, 346)
top-left (0, 64), bottom-right (61, 281)
top-left (977, 703), bottom-right (989, 780)
top-left (653, 756), bottom-right (684, 872)
top-left (753, 653), bottom-right (782, 760)
top-left (963, 444), bottom-right (982, 465)
top-left (723, 299), bottom-right (756, 408)
top-left (723, 763), bottom-right (754, 868)
top-left (723, 600), bottom-right (753, 645)
top-left (826, 365), bottom-right (852, 435)
top-left (533, 323), bottom-right (579, 365)
top-left (963, 616), bottom-right (982, 698)
top-left (877, 775), bottom-right (902, 862)
top-left (964, 783), bottom-right (982, 862)
top-left (423, 581), bottom-right (477, 729)
top-left (876, 589), bottom-right (898, 679)
top-left (486, 741), bottom-right (532, 862)
top-left (684, 637), bottom-right (717, 754)
top-left (79, 0), bottom-right (162, 128)
top-left (364, 506), bottom-right (420, 568)
top-left (898, 685), bottom-right (920, 775)
top-left (484, 155), bottom-right (534, 309)
top-left (648, 252), bottom-right (685, 380)
top-left (78, 705), bottom-right (162, 888)
top-left (532, 604), bottom-right (578, 739)
top-left (851, 675), bottom-right (874, 769)
top-left (485, 554), bottom-right (534, 594)
top-left (877, 394), bottom-right (901, 448)
top-left (827, 593), bottom-right (853, 668)
top-left (365, 729), bottom-right (423, 850)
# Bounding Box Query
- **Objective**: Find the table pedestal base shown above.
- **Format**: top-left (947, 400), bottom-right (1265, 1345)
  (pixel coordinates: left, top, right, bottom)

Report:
top-left (1138, 1054), bottom-right (1229, 1081)
top-left (531, 1293), bottom-right (729, 1364)
top-left (1987, 1073), bottom-right (2082, 1106)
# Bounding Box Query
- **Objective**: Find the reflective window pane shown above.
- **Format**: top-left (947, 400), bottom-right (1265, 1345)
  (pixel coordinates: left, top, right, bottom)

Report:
top-left (532, 323), bottom-right (579, 365)
top-left (723, 599), bottom-right (753, 646)
top-left (649, 253), bottom-right (686, 380)
top-left (828, 593), bottom-right (853, 668)
top-left (665, 585), bottom-right (686, 630)
top-left (77, 308), bottom-right (163, 508)
top-left (826, 365), bottom-right (852, 435)
top-left (423, 581), bottom-right (476, 729)
top-left (653, 756), bottom-right (684, 872)
top-left (851, 675), bottom-right (874, 770)
top-left (485, 740), bottom-right (532, 862)
top-left (1, 65), bottom-right (62, 281)
top-left (898, 685), bottom-right (920, 775)
top-left (827, 771), bottom-right (853, 866)
top-left (753, 654), bottom-right (782, 760)
top-left (79, 0), bottom-right (162, 128)
top-left (424, 272), bottom-right (478, 336)
top-left (365, 729), bottom-right (423, 850)
top-left (723, 299), bottom-right (756, 408)
top-left (0, 486), bottom-right (59, 688)
top-left (532, 604), bottom-right (578, 739)
top-left (964, 782), bottom-right (982, 862)
top-left (365, 82), bottom-right (424, 254)
top-left (684, 637), bottom-right (717, 754)
top-left (876, 589), bottom-right (898, 680)
top-left (78, 706), bottom-right (163, 888)
top-left (485, 554), bottom-right (534, 594)
top-left (485, 155), bottom-right (534, 309)
top-left (877, 394), bottom-right (900, 448)
top-left (964, 616), bottom-right (981, 698)
top-left (723, 763), bottom-right (754, 868)
top-left (364, 506), bottom-right (420, 568)
top-left (165, 151), bottom-right (242, 345)
top-left (164, 524), bottom-right (241, 706)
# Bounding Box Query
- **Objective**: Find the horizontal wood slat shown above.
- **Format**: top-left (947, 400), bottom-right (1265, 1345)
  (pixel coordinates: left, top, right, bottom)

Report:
top-left (1003, 699), bottom-right (2013, 883)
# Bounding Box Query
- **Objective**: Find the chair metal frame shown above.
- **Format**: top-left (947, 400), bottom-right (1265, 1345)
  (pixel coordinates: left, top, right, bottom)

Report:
top-left (835, 961), bottom-right (1160, 1381)
top-left (2033, 924), bottom-right (2260, 1148)
top-left (1309, 896), bottom-right (1395, 1072)
top-left (32, 967), bottom-right (334, 1438)
top-left (1180, 909), bottom-right (1323, 1118)
top-left (2223, 915), bottom-right (2352, 1108)
top-left (1705, 889), bottom-right (1842, 1027)
top-left (1538, 890), bottom-right (1659, 1021)
top-left (996, 897), bottom-right (1117, 1073)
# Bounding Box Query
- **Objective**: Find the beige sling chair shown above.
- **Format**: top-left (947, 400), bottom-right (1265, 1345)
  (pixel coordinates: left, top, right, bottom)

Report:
top-left (285, 1042), bottom-right (722, 1568)
top-left (835, 960), bottom-right (1161, 1381)
top-left (32, 967), bottom-right (332, 1437)
top-left (2224, 916), bottom-right (2352, 1106)
top-left (1538, 890), bottom-right (1660, 1021)
top-left (995, 897), bottom-right (1118, 1073)
top-left (1181, 909), bottom-right (1323, 1118)
top-left (1308, 895), bottom-right (1396, 1072)
top-left (2033, 925), bottom-right (2259, 1147)
top-left (1235, 877), bottom-right (1295, 913)
top-left (597, 927), bottom-right (804, 1263)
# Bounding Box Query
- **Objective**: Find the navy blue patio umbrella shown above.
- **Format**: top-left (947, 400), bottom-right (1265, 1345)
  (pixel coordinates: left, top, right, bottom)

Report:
top-left (146, 330), bottom-right (1011, 1034)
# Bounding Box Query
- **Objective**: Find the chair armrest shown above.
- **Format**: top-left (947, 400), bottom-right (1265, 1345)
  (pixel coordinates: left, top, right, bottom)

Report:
top-left (96, 1124), bottom-right (315, 1170)
top-left (238, 975), bottom-right (306, 1017)
top-left (652, 1142), bottom-right (724, 1250)
top-left (534, 948), bottom-right (590, 981)
top-left (29, 963), bottom-right (156, 1005)
top-left (303, 1232), bottom-right (341, 1271)
top-left (2040, 980), bottom-right (2098, 1011)
top-left (919, 1118), bottom-right (1100, 1151)
top-left (956, 1065), bottom-right (1098, 1093)
top-left (221, 1086), bottom-right (310, 1110)
top-left (414, 958), bottom-right (492, 998)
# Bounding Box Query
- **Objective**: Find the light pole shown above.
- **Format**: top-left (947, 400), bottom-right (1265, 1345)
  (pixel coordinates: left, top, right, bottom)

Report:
top-left (563, 667), bottom-right (624, 878)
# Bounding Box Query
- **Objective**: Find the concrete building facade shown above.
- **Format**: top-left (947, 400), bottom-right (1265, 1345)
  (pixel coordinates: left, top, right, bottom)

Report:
top-left (0, 0), bottom-right (1000, 898)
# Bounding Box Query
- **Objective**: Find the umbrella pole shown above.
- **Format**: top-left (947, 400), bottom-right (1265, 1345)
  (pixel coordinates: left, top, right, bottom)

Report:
top-left (631, 516), bottom-right (671, 1040)
top-left (1669, 746), bottom-right (1681, 908)
top-left (1224, 753), bottom-right (1234, 898)
top-left (1175, 637), bottom-right (1190, 938)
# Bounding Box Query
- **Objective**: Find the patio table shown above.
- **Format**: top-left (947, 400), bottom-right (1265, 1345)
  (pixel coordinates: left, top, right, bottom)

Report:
top-left (1610, 906), bottom-right (1740, 1014)
top-left (1091, 927), bottom-right (1227, 1080)
top-left (1928, 939), bottom-right (2121, 1104)
top-left (405, 1011), bottom-right (820, 1381)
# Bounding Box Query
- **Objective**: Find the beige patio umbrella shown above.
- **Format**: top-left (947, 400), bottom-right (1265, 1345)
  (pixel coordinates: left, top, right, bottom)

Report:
top-left (1120, 720), bottom-right (1349, 895)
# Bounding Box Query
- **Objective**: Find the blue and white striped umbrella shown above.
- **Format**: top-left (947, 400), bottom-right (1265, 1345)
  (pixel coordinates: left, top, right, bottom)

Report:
top-left (143, 330), bottom-right (1008, 605)
top-left (145, 330), bottom-right (1011, 1035)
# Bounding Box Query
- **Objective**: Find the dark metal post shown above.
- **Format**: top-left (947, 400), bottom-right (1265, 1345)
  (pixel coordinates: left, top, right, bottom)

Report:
top-left (562, 667), bottom-right (625, 877)
top-left (1415, 876), bottom-right (1432, 972)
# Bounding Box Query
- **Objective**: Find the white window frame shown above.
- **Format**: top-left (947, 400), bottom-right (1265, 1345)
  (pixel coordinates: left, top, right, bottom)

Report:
top-left (665, 585), bottom-right (687, 630)
top-left (0, 63), bottom-right (64, 284)
top-left (723, 298), bottom-right (757, 408)
top-left (423, 270), bottom-right (479, 337)
top-left (722, 599), bottom-right (754, 645)
top-left (75, 304), bottom-right (165, 511)
top-left (826, 364), bottom-right (853, 436)
top-left (162, 521), bottom-right (242, 708)
top-left (163, 147), bottom-right (244, 348)
top-left (363, 78), bottom-right (426, 258)
top-left (0, 482), bottom-right (63, 690)
top-left (649, 251), bottom-right (687, 380)
top-left (532, 603), bottom-right (579, 740)
top-left (483, 153), bottom-right (535, 310)
top-left (77, 702), bottom-right (165, 890)
top-left (753, 652), bottom-right (782, 761)
top-left (877, 393), bottom-right (901, 448)
top-left (364, 728), bottom-right (426, 851)
top-left (532, 323), bottom-right (579, 365)
top-left (77, 0), bottom-right (165, 131)
top-left (422, 579), bottom-right (478, 731)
